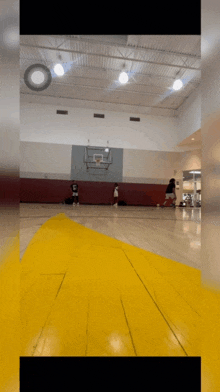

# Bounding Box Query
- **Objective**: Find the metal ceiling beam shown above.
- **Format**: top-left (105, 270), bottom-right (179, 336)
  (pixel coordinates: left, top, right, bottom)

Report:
top-left (20, 56), bottom-right (200, 84)
top-left (20, 91), bottom-right (177, 112)
top-left (20, 59), bottom-right (171, 89)
top-left (50, 35), bottom-right (201, 61)
top-left (20, 43), bottom-right (201, 71)
top-left (175, 94), bottom-right (195, 110)
top-left (49, 80), bottom-right (187, 98)
top-left (20, 59), bottom-right (197, 100)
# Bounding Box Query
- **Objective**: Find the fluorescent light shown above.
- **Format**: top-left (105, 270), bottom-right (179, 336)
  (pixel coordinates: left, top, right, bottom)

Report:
top-left (189, 171), bottom-right (201, 174)
top-left (31, 70), bottom-right (45, 84)
top-left (54, 64), bottom-right (64, 76)
top-left (173, 79), bottom-right (183, 90)
top-left (119, 72), bottom-right (128, 84)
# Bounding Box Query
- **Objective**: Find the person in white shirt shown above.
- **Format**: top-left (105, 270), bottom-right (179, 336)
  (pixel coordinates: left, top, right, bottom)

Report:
top-left (113, 183), bottom-right (119, 207)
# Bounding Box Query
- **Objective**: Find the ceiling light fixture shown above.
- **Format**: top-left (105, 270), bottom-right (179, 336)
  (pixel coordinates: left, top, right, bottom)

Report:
top-left (24, 64), bottom-right (52, 91)
top-left (119, 71), bottom-right (128, 84)
top-left (173, 79), bottom-right (183, 90)
top-left (54, 64), bottom-right (64, 76)
top-left (31, 70), bottom-right (45, 85)
top-left (191, 138), bottom-right (195, 140)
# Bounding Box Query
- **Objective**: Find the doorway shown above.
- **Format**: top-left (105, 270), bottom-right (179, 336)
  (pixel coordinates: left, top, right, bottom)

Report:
top-left (182, 170), bottom-right (201, 207)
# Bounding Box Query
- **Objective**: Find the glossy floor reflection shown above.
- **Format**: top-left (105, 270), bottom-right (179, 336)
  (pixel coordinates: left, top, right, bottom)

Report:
top-left (20, 204), bottom-right (201, 268)
top-left (0, 207), bottom-right (19, 260)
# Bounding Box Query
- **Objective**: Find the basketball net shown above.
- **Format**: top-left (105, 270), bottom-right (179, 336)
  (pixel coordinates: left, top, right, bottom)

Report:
top-left (96, 158), bottom-right (101, 166)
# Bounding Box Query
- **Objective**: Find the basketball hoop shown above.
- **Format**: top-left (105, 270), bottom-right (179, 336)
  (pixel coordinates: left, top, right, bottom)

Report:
top-left (95, 158), bottom-right (101, 166)
top-left (84, 149), bottom-right (112, 171)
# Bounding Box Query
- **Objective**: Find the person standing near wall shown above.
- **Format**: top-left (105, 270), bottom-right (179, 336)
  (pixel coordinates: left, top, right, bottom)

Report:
top-left (160, 178), bottom-right (176, 208)
top-left (113, 183), bottom-right (119, 207)
top-left (71, 180), bottom-right (79, 206)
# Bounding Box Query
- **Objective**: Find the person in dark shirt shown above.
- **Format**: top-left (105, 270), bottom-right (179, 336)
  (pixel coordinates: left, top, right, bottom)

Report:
top-left (70, 180), bottom-right (79, 206)
top-left (160, 178), bottom-right (176, 208)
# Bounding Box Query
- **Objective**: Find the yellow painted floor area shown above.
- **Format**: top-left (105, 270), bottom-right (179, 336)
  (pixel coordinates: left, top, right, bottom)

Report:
top-left (19, 213), bottom-right (220, 390)
top-left (0, 235), bottom-right (20, 392)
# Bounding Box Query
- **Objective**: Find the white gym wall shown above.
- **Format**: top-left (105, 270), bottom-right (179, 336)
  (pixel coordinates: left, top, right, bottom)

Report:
top-left (20, 99), bottom-right (179, 151)
top-left (20, 141), bottom-right (71, 180)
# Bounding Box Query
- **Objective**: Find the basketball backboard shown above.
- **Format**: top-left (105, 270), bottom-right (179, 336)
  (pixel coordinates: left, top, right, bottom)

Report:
top-left (84, 147), bottom-right (112, 170)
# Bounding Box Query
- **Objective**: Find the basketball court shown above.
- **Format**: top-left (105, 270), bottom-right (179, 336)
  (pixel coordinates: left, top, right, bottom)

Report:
top-left (2, 31), bottom-right (220, 391)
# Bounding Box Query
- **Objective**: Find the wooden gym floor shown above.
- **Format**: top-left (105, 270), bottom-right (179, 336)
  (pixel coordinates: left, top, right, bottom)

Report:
top-left (0, 204), bottom-right (219, 391)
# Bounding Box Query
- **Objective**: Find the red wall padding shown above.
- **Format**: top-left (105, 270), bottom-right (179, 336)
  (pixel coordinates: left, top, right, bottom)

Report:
top-left (0, 176), bottom-right (19, 206)
top-left (20, 179), bottom-right (167, 206)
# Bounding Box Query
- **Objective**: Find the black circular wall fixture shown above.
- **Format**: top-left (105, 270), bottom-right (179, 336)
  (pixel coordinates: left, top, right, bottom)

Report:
top-left (24, 64), bottom-right (52, 91)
